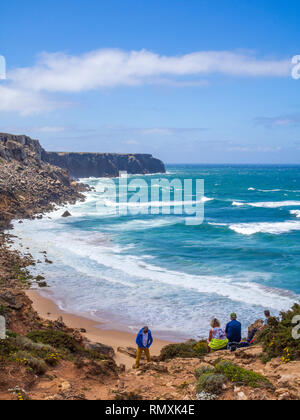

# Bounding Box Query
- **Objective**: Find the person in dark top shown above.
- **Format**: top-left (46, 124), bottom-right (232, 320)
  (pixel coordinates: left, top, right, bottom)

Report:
top-left (263, 310), bottom-right (271, 326)
top-left (225, 313), bottom-right (242, 343)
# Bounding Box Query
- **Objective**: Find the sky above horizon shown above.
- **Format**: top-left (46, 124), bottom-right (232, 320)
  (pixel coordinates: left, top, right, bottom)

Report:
top-left (1, 0), bottom-right (300, 164)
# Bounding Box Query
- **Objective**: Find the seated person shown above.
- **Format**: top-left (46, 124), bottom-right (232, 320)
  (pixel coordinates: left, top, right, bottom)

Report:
top-left (225, 312), bottom-right (242, 343)
top-left (207, 318), bottom-right (228, 352)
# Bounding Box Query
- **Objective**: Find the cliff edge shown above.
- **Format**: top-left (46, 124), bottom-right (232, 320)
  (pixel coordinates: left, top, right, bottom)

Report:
top-left (43, 151), bottom-right (166, 178)
top-left (0, 132), bottom-right (166, 179)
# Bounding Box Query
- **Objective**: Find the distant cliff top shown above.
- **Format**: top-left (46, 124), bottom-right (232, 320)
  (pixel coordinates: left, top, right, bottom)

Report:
top-left (0, 133), bottom-right (166, 178)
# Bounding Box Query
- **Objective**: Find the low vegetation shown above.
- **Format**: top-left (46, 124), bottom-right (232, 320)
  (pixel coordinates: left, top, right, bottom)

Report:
top-left (0, 335), bottom-right (60, 375)
top-left (257, 304), bottom-right (300, 363)
top-left (214, 360), bottom-right (271, 388)
top-left (194, 365), bottom-right (214, 379)
top-left (160, 340), bottom-right (207, 361)
top-left (194, 360), bottom-right (271, 397)
top-left (27, 329), bottom-right (110, 361)
top-left (0, 329), bottom-right (113, 376)
top-left (196, 373), bottom-right (226, 395)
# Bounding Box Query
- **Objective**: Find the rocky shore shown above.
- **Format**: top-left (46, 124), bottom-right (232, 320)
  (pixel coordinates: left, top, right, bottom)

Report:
top-left (0, 133), bottom-right (87, 230)
top-left (0, 132), bottom-right (299, 401)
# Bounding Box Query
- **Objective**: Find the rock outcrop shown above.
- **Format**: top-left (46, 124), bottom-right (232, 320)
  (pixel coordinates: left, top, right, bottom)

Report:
top-left (0, 133), bottom-right (86, 229)
top-left (0, 133), bottom-right (43, 164)
top-left (42, 151), bottom-right (166, 178)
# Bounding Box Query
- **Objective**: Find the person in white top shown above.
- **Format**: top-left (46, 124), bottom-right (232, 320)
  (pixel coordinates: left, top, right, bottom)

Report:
top-left (135, 326), bottom-right (153, 369)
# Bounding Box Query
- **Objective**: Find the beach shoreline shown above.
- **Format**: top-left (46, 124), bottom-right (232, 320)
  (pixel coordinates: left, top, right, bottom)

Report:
top-left (26, 289), bottom-right (171, 369)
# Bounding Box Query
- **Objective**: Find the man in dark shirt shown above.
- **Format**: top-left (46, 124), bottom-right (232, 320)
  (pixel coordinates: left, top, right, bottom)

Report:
top-left (225, 313), bottom-right (242, 343)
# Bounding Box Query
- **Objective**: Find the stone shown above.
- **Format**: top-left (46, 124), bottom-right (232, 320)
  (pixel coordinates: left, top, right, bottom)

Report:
top-left (118, 346), bottom-right (139, 359)
top-left (53, 316), bottom-right (66, 330)
top-left (38, 281), bottom-right (47, 288)
top-left (236, 391), bottom-right (248, 400)
top-left (58, 381), bottom-right (71, 392)
top-left (0, 316), bottom-right (6, 339)
top-left (61, 211), bottom-right (71, 218)
top-left (139, 362), bottom-right (169, 373)
top-left (84, 340), bottom-right (115, 358)
top-left (278, 392), bottom-right (291, 401)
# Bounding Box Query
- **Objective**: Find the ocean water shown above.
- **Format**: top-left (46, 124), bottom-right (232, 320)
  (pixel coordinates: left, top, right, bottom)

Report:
top-left (11, 165), bottom-right (300, 341)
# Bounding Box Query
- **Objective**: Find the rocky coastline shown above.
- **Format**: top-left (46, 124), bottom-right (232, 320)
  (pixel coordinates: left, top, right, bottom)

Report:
top-left (0, 133), bottom-right (299, 401)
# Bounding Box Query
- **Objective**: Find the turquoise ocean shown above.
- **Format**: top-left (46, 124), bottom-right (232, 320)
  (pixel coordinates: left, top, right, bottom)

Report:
top-left (11, 165), bottom-right (300, 340)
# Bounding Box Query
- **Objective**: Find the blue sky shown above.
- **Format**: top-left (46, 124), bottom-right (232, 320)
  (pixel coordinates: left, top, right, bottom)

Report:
top-left (0, 0), bottom-right (300, 163)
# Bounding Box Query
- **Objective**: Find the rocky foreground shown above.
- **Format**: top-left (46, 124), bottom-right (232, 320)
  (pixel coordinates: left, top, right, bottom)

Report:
top-left (0, 133), bottom-right (299, 401)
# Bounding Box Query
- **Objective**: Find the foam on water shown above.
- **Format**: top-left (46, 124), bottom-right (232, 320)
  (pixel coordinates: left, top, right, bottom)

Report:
top-left (229, 221), bottom-right (300, 235)
top-left (233, 201), bottom-right (300, 208)
top-left (290, 210), bottom-right (300, 218)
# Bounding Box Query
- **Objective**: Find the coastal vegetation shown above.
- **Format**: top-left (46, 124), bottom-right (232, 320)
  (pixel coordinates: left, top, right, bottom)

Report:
top-left (257, 304), bottom-right (300, 363)
top-left (159, 340), bottom-right (207, 361)
top-left (195, 360), bottom-right (271, 397)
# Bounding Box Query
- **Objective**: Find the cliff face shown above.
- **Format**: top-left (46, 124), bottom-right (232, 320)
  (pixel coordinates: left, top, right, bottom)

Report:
top-left (0, 133), bottom-right (44, 164)
top-left (0, 133), bottom-right (86, 229)
top-left (42, 152), bottom-right (166, 178)
top-left (0, 132), bottom-right (166, 178)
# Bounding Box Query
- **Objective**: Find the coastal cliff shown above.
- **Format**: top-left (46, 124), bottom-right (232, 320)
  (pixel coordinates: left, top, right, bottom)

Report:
top-left (0, 133), bottom-right (166, 179)
top-left (0, 133), bottom-right (86, 229)
top-left (43, 152), bottom-right (166, 178)
top-left (0, 132), bottom-right (165, 227)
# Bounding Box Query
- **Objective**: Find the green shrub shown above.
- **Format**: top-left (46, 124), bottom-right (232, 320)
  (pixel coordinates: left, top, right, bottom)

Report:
top-left (14, 351), bottom-right (48, 375)
top-left (214, 360), bottom-right (271, 388)
top-left (27, 330), bottom-right (80, 353)
top-left (196, 373), bottom-right (226, 395)
top-left (6, 330), bottom-right (17, 338)
top-left (27, 329), bottom-right (109, 361)
top-left (0, 338), bottom-right (18, 359)
top-left (160, 343), bottom-right (195, 361)
top-left (194, 365), bottom-right (214, 379)
top-left (257, 303), bottom-right (300, 362)
top-left (160, 340), bottom-right (207, 361)
top-left (193, 341), bottom-right (207, 356)
top-left (15, 335), bottom-right (54, 352)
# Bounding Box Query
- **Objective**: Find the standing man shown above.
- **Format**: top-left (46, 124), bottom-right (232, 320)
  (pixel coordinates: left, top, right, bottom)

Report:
top-left (225, 313), bottom-right (242, 343)
top-left (135, 326), bottom-right (153, 369)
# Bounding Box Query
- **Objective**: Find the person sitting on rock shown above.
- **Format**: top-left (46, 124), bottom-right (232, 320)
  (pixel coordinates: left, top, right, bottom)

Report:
top-left (225, 312), bottom-right (242, 344)
top-left (207, 318), bottom-right (228, 352)
top-left (135, 326), bottom-right (153, 369)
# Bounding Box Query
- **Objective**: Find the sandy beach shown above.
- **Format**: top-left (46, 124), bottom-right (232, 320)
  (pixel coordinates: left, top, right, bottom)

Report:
top-left (26, 289), bottom-right (171, 369)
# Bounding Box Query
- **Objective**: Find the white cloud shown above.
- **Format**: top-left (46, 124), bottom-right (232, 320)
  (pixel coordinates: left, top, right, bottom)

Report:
top-left (255, 114), bottom-right (300, 127)
top-left (10, 49), bottom-right (290, 93)
top-left (0, 85), bottom-right (68, 115)
top-left (227, 145), bottom-right (282, 153)
top-left (32, 126), bottom-right (66, 133)
top-left (0, 48), bottom-right (291, 115)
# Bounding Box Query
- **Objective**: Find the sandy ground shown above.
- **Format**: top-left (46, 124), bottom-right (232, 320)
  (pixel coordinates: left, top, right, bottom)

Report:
top-left (26, 290), bottom-right (171, 369)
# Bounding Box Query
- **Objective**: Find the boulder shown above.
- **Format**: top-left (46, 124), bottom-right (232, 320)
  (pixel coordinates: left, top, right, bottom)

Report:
top-left (61, 211), bottom-right (71, 218)
top-left (84, 340), bottom-right (115, 358)
top-left (117, 346), bottom-right (138, 359)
